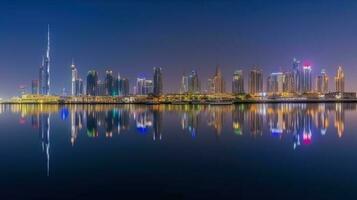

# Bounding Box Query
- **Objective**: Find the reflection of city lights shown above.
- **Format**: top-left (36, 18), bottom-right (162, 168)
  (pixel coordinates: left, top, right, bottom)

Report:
top-left (303, 132), bottom-right (312, 145)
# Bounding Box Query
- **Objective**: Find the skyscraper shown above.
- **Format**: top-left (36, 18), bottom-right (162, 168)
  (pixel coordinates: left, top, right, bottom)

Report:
top-left (105, 70), bottom-right (114, 96)
top-left (181, 73), bottom-right (189, 94)
top-left (188, 70), bottom-right (200, 94)
top-left (316, 69), bottom-right (328, 94)
top-left (153, 67), bottom-right (163, 96)
top-left (248, 69), bottom-right (263, 95)
top-left (32, 80), bottom-right (40, 95)
top-left (301, 65), bottom-right (312, 93)
top-left (118, 75), bottom-right (130, 96)
top-left (212, 66), bottom-right (225, 93)
top-left (71, 60), bottom-right (78, 96)
top-left (335, 66), bottom-right (345, 93)
top-left (292, 58), bottom-right (301, 93)
top-left (136, 77), bottom-right (153, 95)
top-left (232, 70), bottom-right (244, 94)
top-left (39, 25), bottom-right (50, 95)
top-left (86, 70), bottom-right (98, 96)
top-left (267, 72), bottom-right (284, 94)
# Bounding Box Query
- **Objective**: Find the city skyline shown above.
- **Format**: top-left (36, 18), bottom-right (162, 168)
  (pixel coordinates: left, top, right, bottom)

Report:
top-left (2, 0), bottom-right (357, 98)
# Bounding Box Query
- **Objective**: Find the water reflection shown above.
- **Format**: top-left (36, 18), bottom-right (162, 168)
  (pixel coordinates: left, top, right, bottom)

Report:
top-left (1, 103), bottom-right (356, 175)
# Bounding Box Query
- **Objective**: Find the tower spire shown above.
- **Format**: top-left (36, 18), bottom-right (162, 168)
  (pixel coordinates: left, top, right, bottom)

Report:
top-left (45, 25), bottom-right (49, 60)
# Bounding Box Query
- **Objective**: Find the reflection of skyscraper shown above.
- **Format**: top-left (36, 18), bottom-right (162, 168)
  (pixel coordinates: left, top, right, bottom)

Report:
top-left (39, 113), bottom-right (50, 176)
top-left (71, 109), bottom-right (83, 145)
top-left (208, 109), bottom-right (224, 136)
top-left (232, 70), bottom-right (244, 94)
top-left (153, 109), bottom-right (162, 140)
top-left (335, 66), bottom-right (345, 93)
top-left (248, 105), bottom-right (263, 136)
top-left (335, 103), bottom-right (344, 137)
top-left (117, 109), bottom-right (130, 133)
top-left (232, 105), bottom-right (244, 135)
top-left (87, 111), bottom-right (98, 137)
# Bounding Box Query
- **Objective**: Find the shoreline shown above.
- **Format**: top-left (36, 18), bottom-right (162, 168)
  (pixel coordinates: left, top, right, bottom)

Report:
top-left (2, 98), bottom-right (357, 105)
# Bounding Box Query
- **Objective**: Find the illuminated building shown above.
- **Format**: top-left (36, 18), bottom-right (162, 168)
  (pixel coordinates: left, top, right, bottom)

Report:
top-left (292, 58), bottom-right (301, 93)
top-left (136, 77), bottom-right (153, 95)
top-left (86, 70), bottom-right (98, 96)
top-left (97, 81), bottom-right (106, 96)
top-left (118, 77), bottom-right (130, 96)
top-left (31, 80), bottom-right (40, 95)
top-left (283, 71), bottom-right (294, 93)
top-left (335, 66), bottom-right (345, 93)
top-left (153, 67), bottom-right (163, 96)
top-left (316, 69), bottom-right (328, 94)
top-left (248, 68), bottom-right (263, 95)
top-left (188, 70), bottom-right (200, 94)
top-left (181, 73), bottom-right (189, 93)
top-left (39, 25), bottom-right (51, 95)
top-left (71, 60), bottom-right (78, 96)
top-left (210, 66), bottom-right (225, 93)
top-left (105, 70), bottom-right (114, 96)
top-left (267, 72), bottom-right (284, 95)
top-left (301, 65), bottom-right (312, 93)
top-left (232, 70), bottom-right (244, 94)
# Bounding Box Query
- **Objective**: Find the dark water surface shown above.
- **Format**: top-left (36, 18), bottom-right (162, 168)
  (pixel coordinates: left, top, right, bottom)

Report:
top-left (1, 103), bottom-right (357, 199)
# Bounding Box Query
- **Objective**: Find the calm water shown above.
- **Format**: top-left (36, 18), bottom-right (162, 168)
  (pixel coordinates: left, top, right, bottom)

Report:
top-left (1, 103), bottom-right (357, 199)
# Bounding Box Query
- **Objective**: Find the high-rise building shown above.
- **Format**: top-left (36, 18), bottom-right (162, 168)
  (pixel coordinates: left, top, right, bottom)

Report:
top-left (181, 74), bottom-right (189, 93)
top-left (232, 70), bottom-right (244, 94)
top-left (283, 71), bottom-right (294, 93)
top-left (153, 67), bottom-right (163, 96)
top-left (118, 76), bottom-right (130, 96)
top-left (32, 80), bottom-right (40, 95)
top-left (97, 81), bottom-right (106, 96)
top-left (335, 66), bottom-right (345, 93)
top-left (105, 70), bottom-right (114, 96)
top-left (301, 65), bottom-right (312, 93)
top-left (39, 25), bottom-right (51, 95)
top-left (316, 69), bottom-right (328, 94)
top-left (248, 69), bottom-right (263, 95)
top-left (86, 70), bottom-right (98, 96)
top-left (71, 60), bottom-right (78, 96)
top-left (292, 58), bottom-right (301, 93)
top-left (75, 79), bottom-right (84, 96)
top-left (211, 66), bottom-right (225, 93)
top-left (136, 77), bottom-right (153, 95)
top-left (188, 70), bottom-right (200, 94)
top-left (267, 72), bottom-right (284, 94)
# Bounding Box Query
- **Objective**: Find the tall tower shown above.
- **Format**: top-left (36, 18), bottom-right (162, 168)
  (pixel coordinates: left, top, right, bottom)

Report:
top-left (302, 65), bottom-right (312, 93)
top-left (335, 66), bottom-right (345, 93)
top-left (232, 70), bottom-right (244, 94)
top-left (71, 59), bottom-right (77, 96)
top-left (248, 68), bottom-right (263, 95)
top-left (153, 67), bottom-right (163, 96)
top-left (40, 25), bottom-right (51, 95)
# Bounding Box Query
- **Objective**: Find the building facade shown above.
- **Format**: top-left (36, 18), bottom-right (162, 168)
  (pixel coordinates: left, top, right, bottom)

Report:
top-left (248, 69), bottom-right (263, 95)
top-left (232, 70), bottom-right (244, 94)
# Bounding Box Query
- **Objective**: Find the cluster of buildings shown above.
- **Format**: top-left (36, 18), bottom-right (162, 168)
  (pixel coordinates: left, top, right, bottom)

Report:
top-left (28, 27), bottom-right (352, 101)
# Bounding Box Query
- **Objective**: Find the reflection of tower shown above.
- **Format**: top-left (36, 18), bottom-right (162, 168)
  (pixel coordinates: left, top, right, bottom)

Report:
top-left (71, 110), bottom-right (83, 145)
top-left (315, 104), bottom-right (329, 135)
top-left (248, 105), bottom-right (263, 136)
top-left (87, 111), bottom-right (98, 137)
top-left (232, 105), bottom-right (244, 135)
top-left (118, 110), bottom-right (130, 133)
top-left (182, 110), bottom-right (199, 137)
top-left (302, 109), bottom-right (312, 145)
top-left (105, 110), bottom-right (114, 137)
top-left (153, 110), bottom-right (162, 141)
top-left (136, 111), bottom-right (153, 134)
top-left (39, 113), bottom-right (50, 176)
top-left (208, 109), bottom-right (224, 136)
top-left (335, 103), bottom-right (344, 138)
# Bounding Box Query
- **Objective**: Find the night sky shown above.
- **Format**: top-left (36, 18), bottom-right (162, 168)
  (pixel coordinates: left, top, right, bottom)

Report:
top-left (1, 0), bottom-right (357, 98)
